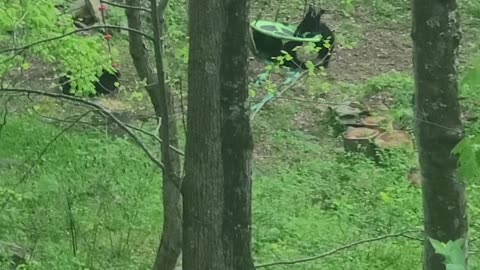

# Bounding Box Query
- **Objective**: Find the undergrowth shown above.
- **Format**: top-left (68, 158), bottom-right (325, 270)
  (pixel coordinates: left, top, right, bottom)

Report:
top-left (2, 70), bottom-right (480, 269)
top-left (0, 116), bottom-right (163, 270)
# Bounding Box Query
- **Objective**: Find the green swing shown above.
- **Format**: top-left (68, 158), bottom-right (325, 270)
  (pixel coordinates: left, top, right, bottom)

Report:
top-left (249, 3), bottom-right (334, 69)
top-left (250, 20), bottom-right (322, 43)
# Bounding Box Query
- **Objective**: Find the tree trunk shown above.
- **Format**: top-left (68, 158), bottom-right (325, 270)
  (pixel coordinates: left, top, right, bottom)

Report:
top-left (183, 0), bottom-right (254, 268)
top-left (220, 0), bottom-right (255, 269)
top-left (125, 0), bottom-right (159, 113)
top-left (411, 0), bottom-right (468, 269)
top-left (125, 2), bottom-right (183, 270)
top-left (183, 0), bottom-right (225, 268)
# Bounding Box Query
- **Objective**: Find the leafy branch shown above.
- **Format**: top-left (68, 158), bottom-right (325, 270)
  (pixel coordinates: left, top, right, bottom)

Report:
top-left (0, 25), bottom-right (153, 55)
top-left (30, 105), bottom-right (184, 156)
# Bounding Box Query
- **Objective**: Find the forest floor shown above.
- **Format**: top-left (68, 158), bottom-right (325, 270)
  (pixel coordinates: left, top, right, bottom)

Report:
top-left (2, 2), bottom-right (480, 270)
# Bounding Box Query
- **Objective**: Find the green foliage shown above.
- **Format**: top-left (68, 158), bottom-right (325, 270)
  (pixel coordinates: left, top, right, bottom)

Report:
top-left (460, 56), bottom-right (480, 99)
top-left (252, 128), bottom-right (424, 269)
top-left (370, 0), bottom-right (410, 21)
top-left (0, 0), bottom-right (116, 95)
top-left (341, 0), bottom-right (356, 15)
top-left (461, 0), bottom-right (480, 19)
top-left (106, 6), bottom-right (129, 32)
top-left (363, 72), bottom-right (414, 100)
top-left (0, 117), bottom-right (162, 270)
top-left (362, 72), bottom-right (415, 130)
top-left (452, 136), bottom-right (480, 180)
top-left (250, 85), bottom-right (480, 269)
top-left (429, 238), bottom-right (466, 270)
top-left (163, 0), bottom-right (189, 95)
top-left (454, 57), bottom-right (480, 180)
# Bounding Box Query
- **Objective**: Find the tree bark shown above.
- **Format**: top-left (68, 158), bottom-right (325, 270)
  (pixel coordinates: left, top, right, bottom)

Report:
top-left (125, 2), bottom-right (183, 270)
top-left (220, 0), bottom-right (255, 269)
top-left (411, 0), bottom-right (468, 269)
top-left (183, 0), bottom-right (225, 268)
top-left (183, 0), bottom-right (254, 268)
top-left (125, 0), bottom-right (159, 113)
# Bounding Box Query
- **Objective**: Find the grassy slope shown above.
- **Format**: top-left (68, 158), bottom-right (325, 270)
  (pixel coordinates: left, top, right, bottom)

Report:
top-left (0, 117), bottom-right (164, 269)
top-left (2, 74), bottom-right (479, 269)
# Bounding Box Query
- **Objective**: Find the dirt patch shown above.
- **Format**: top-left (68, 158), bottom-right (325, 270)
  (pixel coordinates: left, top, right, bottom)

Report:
top-left (328, 26), bottom-right (412, 83)
top-left (280, 15), bottom-right (415, 137)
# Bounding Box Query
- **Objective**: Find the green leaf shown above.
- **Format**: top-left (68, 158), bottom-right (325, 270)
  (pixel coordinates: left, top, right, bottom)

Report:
top-left (453, 137), bottom-right (480, 180)
top-left (429, 238), bottom-right (466, 270)
top-left (379, 191), bottom-right (392, 203)
top-left (128, 91), bottom-right (144, 101)
top-left (429, 238), bottom-right (447, 254)
top-left (21, 62), bottom-right (30, 70)
top-left (305, 61), bottom-right (315, 75)
top-left (445, 239), bottom-right (466, 265)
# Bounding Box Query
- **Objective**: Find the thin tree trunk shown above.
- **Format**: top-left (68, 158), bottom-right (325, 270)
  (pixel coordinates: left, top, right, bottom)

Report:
top-left (220, 0), bottom-right (255, 269)
top-left (125, 2), bottom-right (183, 270)
top-left (150, 1), bottom-right (183, 269)
top-left (411, 0), bottom-right (468, 269)
top-left (125, 1), bottom-right (158, 112)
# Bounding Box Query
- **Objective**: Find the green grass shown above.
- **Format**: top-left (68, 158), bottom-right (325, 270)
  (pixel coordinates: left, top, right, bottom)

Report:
top-left (251, 86), bottom-right (422, 269)
top-left (0, 116), bottom-right (163, 270)
top-left (2, 70), bottom-right (480, 269)
top-left (250, 69), bottom-right (480, 269)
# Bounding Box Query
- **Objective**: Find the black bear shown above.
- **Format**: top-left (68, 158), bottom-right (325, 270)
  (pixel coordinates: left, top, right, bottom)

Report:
top-left (251, 26), bottom-right (284, 60)
top-left (59, 67), bottom-right (121, 96)
top-left (283, 6), bottom-right (335, 69)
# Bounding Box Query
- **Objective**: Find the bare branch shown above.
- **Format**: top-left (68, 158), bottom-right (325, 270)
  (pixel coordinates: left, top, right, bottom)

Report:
top-left (31, 107), bottom-right (107, 127)
top-left (0, 96), bottom-right (11, 137)
top-left (19, 110), bottom-right (95, 184)
top-left (31, 107), bottom-right (184, 155)
top-left (101, 0), bottom-right (150, 12)
top-left (0, 88), bottom-right (164, 170)
top-left (254, 230), bottom-right (423, 268)
top-left (0, 25), bottom-right (153, 55)
top-left (125, 123), bottom-right (185, 156)
top-left (0, 110), bottom-right (93, 214)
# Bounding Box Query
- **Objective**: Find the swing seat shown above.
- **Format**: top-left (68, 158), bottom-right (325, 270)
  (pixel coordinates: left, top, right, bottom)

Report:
top-left (250, 20), bottom-right (323, 43)
top-left (250, 10), bottom-right (335, 70)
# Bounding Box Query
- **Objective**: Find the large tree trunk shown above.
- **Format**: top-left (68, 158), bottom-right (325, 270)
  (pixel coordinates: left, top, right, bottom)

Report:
top-left (183, 0), bottom-right (254, 268)
top-left (411, 0), bottom-right (468, 269)
top-left (220, 0), bottom-right (255, 269)
top-left (125, 2), bottom-right (183, 270)
top-left (183, 0), bottom-right (225, 268)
